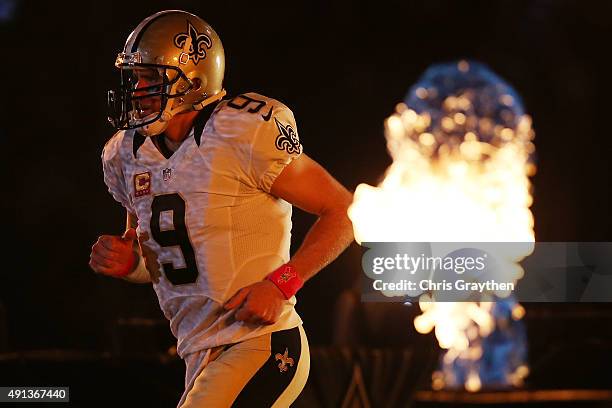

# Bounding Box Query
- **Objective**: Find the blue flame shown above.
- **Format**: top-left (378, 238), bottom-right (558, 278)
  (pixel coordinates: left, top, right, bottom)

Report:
top-left (404, 60), bottom-right (526, 146)
top-left (441, 296), bottom-right (528, 389)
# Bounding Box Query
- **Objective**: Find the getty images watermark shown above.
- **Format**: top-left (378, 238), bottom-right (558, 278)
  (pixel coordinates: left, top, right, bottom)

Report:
top-left (360, 242), bottom-right (612, 302)
top-left (371, 252), bottom-right (514, 293)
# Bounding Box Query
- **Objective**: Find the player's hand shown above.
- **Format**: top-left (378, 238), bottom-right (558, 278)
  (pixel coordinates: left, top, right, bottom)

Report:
top-left (89, 228), bottom-right (138, 277)
top-left (224, 280), bottom-right (286, 325)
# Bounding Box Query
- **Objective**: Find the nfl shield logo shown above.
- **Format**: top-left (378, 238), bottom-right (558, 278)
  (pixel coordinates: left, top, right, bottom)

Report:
top-left (162, 168), bottom-right (172, 181)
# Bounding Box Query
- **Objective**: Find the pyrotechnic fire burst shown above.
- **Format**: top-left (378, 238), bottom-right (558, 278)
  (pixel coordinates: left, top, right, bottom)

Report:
top-left (348, 60), bottom-right (535, 391)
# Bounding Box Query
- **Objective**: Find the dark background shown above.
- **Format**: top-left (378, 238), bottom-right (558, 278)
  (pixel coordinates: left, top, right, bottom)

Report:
top-left (1, 0), bottom-right (612, 397)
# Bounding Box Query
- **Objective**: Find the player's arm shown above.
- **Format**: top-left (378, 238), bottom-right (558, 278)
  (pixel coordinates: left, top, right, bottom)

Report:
top-left (270, 153), bottom-right (354, 282)
top-left (89, 211), bottom-right (151, 284)
top-left (225, 154), bottom-right (354, 324)
top-left (121, 212), bottom-right (152, 283)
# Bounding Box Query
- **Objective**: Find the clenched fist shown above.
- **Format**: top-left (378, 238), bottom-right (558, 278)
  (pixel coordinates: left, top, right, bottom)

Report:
top-left (223, 280), bottom-right (286, 325)
top-left (89, 228), bottom-right (138, 277)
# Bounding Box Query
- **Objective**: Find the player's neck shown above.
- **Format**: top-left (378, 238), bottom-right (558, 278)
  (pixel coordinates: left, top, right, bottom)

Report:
top-left (164, 110), bottom-right (200, 143)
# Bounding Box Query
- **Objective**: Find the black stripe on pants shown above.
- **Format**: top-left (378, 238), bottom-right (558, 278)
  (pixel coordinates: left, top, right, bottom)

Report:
top-left (232, 326), bottom-right (302, 407)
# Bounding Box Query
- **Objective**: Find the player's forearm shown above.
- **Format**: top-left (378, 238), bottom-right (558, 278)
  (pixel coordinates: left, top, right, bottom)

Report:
top-left (288, 205), bottom-right (354, 282)
top-left (119, 212), bottom-right (152, 284)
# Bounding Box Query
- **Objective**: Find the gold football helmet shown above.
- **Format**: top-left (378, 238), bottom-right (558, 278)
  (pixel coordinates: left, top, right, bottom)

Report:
top-left (108, 10), bottom-right (226, 136)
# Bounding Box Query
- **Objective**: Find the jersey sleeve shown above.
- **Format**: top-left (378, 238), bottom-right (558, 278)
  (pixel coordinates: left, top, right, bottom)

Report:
top-left (249, 106), bottom-right (303, 193)
top-left (101, 132), bottom-right (134, 212)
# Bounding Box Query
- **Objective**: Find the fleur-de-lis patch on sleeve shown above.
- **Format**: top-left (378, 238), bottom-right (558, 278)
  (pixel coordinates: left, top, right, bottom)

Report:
top-left (274, 348), bottom-right (295, 373)
top-left (173, 21), bottom-right (212, 65)
top-left (274, 118), bottom-right (301, 154)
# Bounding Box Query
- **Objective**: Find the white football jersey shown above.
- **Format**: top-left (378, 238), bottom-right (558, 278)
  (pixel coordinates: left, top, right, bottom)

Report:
top-left (102, 93), bottom-right (303, 357)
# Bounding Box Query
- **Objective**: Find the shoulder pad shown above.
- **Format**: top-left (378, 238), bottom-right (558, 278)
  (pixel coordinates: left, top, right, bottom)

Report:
top-left (102, 130), bottom-right (129, 162)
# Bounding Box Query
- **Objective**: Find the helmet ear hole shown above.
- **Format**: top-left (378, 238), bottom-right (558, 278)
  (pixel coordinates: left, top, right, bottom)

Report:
top-left (192, 78), bottom-right (202, 91)
top-left (194, 76), bottom-right (208, 92)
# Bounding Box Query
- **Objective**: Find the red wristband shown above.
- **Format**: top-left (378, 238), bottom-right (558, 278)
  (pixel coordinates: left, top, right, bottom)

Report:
top-left (266, 264), bottom-right (303, 299)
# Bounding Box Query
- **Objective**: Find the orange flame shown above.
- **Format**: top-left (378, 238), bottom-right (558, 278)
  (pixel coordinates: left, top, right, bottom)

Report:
top-left (348, 66), bottom-right (535, 391)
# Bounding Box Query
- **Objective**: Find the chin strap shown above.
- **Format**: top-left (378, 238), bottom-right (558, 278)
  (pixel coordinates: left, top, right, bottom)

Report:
top-left (193, 89), bottom-right (227, 111)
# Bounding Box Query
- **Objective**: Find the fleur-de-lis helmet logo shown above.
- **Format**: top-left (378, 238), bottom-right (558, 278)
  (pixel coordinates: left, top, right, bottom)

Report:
top-left (173, 21), bottom-right (212, 65)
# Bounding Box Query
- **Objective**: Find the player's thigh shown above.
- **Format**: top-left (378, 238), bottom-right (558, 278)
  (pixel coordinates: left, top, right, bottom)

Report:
top-left (232, 325), bottom-right (310, 408)
top-left (181, 326), bottom-right (309, 408)
top-left (180, 334), bottom-right (269, 408)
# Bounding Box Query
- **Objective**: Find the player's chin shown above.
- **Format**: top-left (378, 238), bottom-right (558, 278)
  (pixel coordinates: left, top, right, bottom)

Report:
top-left (135, 104), bottom-right (160, 118)
top-left (136, 109), bottom-right (155, 118)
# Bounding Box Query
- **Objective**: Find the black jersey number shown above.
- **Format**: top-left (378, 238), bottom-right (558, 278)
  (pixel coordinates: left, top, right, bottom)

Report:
top-left (228, 94), bottom-right (266, 112)
top-left (227, 94), bottom-right (273, 121)
top-left (150, 193), bottom-right (198, 285)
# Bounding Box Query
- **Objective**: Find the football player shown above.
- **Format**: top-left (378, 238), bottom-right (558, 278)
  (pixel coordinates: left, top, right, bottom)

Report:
top-left (89, 10), bottom-right (354, 408)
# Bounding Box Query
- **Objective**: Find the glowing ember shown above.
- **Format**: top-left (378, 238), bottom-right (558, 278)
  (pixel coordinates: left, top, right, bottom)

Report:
top-left (348, 61), bottom-right (535, 391)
